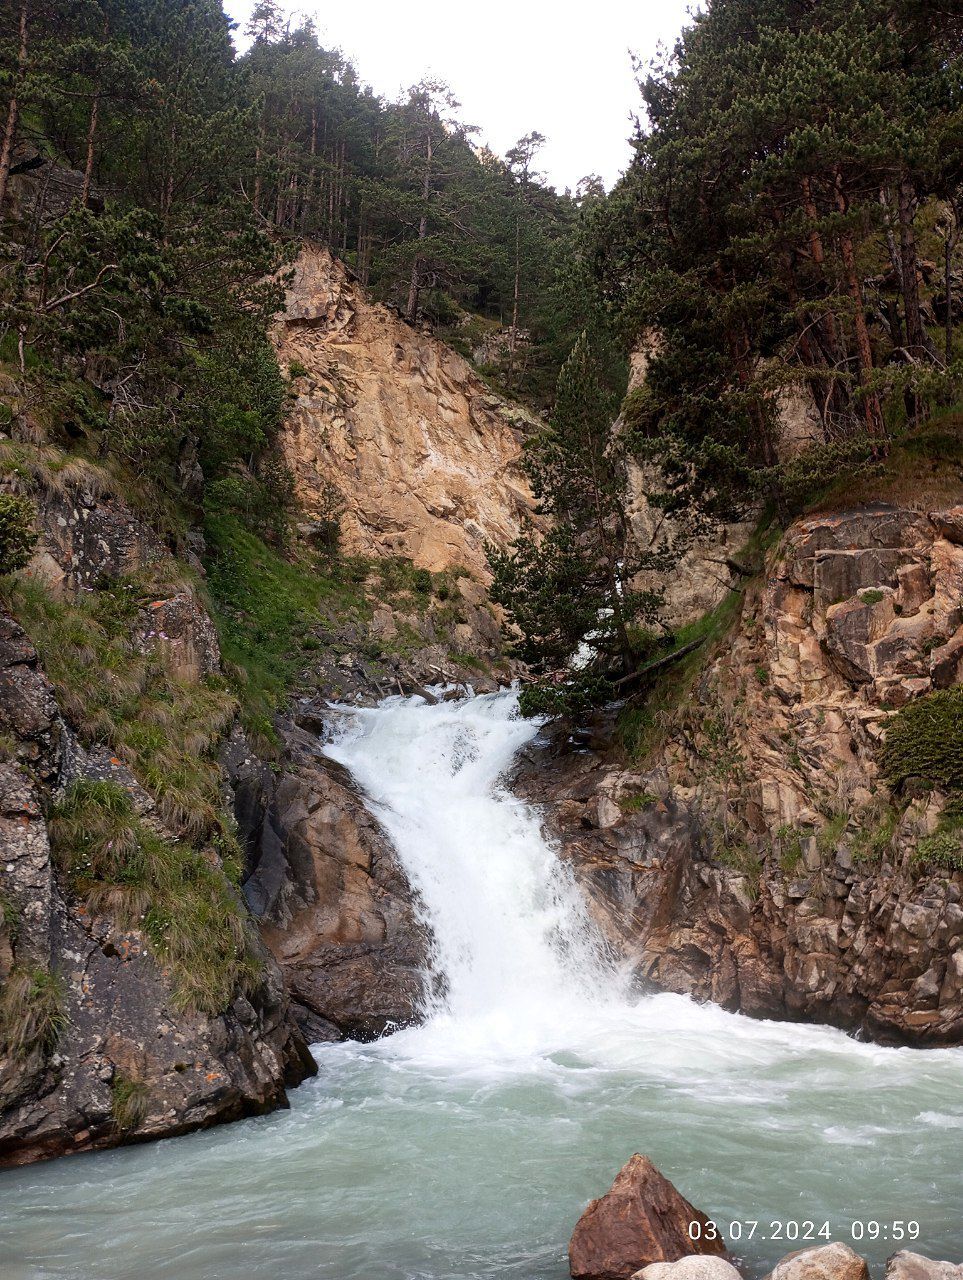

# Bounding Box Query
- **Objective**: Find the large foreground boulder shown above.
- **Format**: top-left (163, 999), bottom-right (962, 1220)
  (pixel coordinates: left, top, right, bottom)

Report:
top-left (569, 1154), bottom-right (727, 1280)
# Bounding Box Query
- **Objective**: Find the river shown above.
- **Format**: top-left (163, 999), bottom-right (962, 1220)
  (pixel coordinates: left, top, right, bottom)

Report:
top-left (3, 691), bottom-right (962, 1279)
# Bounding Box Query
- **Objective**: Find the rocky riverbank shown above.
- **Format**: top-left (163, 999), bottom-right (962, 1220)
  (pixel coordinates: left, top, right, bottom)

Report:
top-left (514, 502), bottom-right (963, 1045)
top-left (0, 485), bottom-right (316, 1166)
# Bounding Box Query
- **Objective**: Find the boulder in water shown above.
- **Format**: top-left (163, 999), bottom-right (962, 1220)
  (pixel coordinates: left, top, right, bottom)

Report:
top-left (766, 1244), bottom-right (869, 1280)
top-left (633, 1257), bottom-right (742, 1280)
top-left (569, 1154), bottom-right (727, 1280)
top-left (886, 1253), bottom-right (963, 1280)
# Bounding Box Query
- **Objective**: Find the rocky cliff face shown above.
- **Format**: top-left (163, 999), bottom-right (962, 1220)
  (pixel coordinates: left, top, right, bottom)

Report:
top-left (275, 247), bottom-right (538, 579)
top-left (515, 502), bottom-right (963, 1045)
top-left (0, 484), bottom-right (315, 1167)
top-left (230, 710), bottom-right (430, 1044)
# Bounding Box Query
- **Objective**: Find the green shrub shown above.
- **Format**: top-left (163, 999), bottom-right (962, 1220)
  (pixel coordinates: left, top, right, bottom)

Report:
top-left (204, 512), bottom-right (369, 746)
top-left (0, 494), bottom-right (38, 575)
top-left (715, 839), bottom-right (763, 895)
top-left (621, 791), bottom-right (658, 814)
top-left (519, 670), bottom-right (614, 719)
top-left (881, 688), bottom-right (963, 804)
top-left (448, 649), bottom-right (484, 672)
top-left (852, 806), bottom-right (899, 864)
top-left (0, 891), bottom-right (19, 939)
top-left (913, 819), bottom-right (963, 872)
top-left (817, 812), bottom-right (849, 855)
top-left (776, 823), bottom-right (804, 873)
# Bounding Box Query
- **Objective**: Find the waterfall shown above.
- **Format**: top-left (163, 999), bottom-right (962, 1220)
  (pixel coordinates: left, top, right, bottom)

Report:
top-left (324, 689), bottom-right (619, 1049)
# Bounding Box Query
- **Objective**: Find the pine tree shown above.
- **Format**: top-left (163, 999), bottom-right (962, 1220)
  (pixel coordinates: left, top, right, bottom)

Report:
top-left (489, 330), bottom-right (663, 687)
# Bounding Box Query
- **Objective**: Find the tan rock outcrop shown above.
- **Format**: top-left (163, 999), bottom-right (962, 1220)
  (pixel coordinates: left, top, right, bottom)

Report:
top-left (514, 503), bottom-right (963, 1045)
top-left (569, 1154), bottom-right (726, 1280)
top-left (275, 247), bottom-right (538, 578)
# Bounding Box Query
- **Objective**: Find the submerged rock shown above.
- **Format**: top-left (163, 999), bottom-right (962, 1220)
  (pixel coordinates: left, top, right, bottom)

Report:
top-left (569, 1154), bottom-right (727, 1280)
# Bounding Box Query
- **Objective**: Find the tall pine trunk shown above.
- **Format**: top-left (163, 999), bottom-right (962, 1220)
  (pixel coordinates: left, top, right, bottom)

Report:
top-left (878, 187), bottom-right (905, 348)
top-left (253, 111), bottom-right (266, 216)
top-left (508, 207), bottom-right (521, 380)
top-left (406, 129), bottom-right (432, 324)
top-left (896, 177), bottom-right (931, 359)
top-left (801, 178), bottom-right (844, 376)
top-left (0, 0), bottom-right (29, 216)
top-left (834, 173), bottom-right (884, 436)
top-left (81, 91), bottom-right (100, 207)
top-left (945, 205), bottom-right (959, 367)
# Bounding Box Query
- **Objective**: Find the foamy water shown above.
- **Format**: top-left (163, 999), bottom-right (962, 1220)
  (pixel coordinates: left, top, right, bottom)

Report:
top-left (2, 691), bottom-right (961, 1279)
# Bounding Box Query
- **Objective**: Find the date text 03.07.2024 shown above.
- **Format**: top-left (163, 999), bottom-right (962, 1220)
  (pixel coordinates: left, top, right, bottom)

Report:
top-left (688, 1221), bottom-right (922, 1245)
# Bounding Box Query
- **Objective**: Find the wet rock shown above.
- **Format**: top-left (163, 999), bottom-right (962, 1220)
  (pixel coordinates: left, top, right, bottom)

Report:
top-left (584, 794), bottom-right (622, 830)
top-left (568, 1154), bottom-right (726, 1280)
top-left (766, 1244), bottom-right (869, 1280)
top-left (241, 726), bottom-right (431, 1041)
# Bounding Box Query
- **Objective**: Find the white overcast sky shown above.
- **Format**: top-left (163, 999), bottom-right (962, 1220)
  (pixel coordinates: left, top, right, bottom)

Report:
top-left (223, 1), bottom-right (700, 192)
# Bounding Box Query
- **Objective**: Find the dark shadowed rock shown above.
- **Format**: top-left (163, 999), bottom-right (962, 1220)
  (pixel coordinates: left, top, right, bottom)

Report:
top-left (930, 506), bottom-right (963, 546)
top-left (237, 720), bottom-right (431, 1042)
top-left (569, 1154), bottom-right (726, 1280)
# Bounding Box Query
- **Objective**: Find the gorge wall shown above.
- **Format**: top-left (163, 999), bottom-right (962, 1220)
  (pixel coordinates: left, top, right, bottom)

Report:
top-left (0, 482), bottom-right (315, 1167)
top-left (515, 502), bottom-right (963, 1045)
top-left (0, 242), bottom-right (549, 1165)
top-left (4, 238), bottom-right (962, 1174)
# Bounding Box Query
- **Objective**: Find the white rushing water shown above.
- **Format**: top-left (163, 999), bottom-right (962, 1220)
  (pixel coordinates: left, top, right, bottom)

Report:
top-left (323, 690), bottom-right (620, 1055)
top-left (3, 690), bottom-right (963, 1280)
